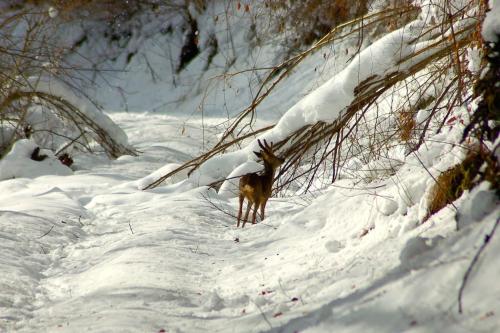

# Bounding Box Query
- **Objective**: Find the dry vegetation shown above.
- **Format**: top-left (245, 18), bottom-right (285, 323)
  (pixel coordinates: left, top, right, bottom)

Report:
top-left (427, 147), bottom-right (499, 219)
top-left (426, 32), bottom-right (500, 218)
top-left (0, 0), bottom-right (206, 161)
top-left (265, 0), bottom-right (369, 48)
top-left (2, 1), bottom-right (496, 218)
top-left (144, 0), bottom-right (498, 220)
top-left (0, 1), bottom-right (141, 159)
top-left (427, 13), bottom-right (500, 219)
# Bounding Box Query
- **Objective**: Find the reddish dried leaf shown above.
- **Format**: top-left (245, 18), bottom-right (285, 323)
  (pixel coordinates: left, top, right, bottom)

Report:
top-left (480, 311), bottom-right (495, 320)
top-left (359, 228), bottom-right (369, 237)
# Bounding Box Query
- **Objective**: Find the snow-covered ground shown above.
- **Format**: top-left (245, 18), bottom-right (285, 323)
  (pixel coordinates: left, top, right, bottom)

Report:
top-left (1, 112), bottom-right (498, 332)
top-left (1, 0), bottom-right (499, 332)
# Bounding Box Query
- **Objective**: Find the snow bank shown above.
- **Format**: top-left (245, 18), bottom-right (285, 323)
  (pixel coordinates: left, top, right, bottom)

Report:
top-left (4, 111), bottom-right (498, 332)
top-left (136, 162), bottom-right (188, 189)
top-left (34, 79), bottom-right (133, 157)
top-left (0, 139), bottom-right (72, 180)
top-left (0, 178), bottom-right (87, 328)
top-left (482, 0), bottom-right (500, 42)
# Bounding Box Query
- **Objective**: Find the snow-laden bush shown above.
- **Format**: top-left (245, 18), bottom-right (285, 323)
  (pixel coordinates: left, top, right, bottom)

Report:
top-left (143, 0), bottom-right (498, 219)
top-left (0, 139), bottom-right (72, 180)
top-left (0, 5), bottom-right (135, 164)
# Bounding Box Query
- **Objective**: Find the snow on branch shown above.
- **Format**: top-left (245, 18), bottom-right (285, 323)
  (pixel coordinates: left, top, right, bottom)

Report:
top-left (1, 83), bottom-right (135, 159)
top-left (143, 1), bottom-right (478, 193)
top-left (0, 7), bottom-right (135, 160)
top-left (33, 80), bottom-right (136, 158)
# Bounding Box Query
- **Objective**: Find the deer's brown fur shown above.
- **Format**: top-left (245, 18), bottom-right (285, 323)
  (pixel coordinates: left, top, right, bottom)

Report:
top-left (237, 139), bottom-right (284, 228)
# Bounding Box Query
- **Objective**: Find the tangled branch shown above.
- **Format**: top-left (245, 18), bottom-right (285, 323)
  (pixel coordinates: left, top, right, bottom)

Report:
top-left (143, 2), bottom-right (480, 194)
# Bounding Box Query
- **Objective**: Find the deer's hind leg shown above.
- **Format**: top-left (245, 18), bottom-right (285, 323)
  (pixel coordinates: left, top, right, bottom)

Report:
top-left (252, 199), bottom-right (260, 225)
top-left (237, 194), bottom-right (244, 227)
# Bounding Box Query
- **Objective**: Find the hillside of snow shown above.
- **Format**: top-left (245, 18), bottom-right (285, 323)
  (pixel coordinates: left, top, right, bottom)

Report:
top-left (0, 1), bottom-right (499, 332)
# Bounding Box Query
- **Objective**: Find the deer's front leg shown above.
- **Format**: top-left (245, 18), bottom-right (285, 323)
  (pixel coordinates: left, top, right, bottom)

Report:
top-left (252, 200), bottom-right (260, 224)
top-left (242, 201), bottom-right (252, 228)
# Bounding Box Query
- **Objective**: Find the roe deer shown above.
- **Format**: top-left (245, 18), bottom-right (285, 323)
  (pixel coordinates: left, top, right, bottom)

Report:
top-left (237, 139), bottom-right (284, 228)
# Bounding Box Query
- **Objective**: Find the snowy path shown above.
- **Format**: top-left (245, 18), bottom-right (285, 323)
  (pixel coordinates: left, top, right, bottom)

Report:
top-left (27, 186), bottom-right (240, 332)
top-left (1, 113), bottom-right (499, 333)
top-left (7, 113), bottom-right (294, 332)
top-left (14, 113), bottom-right (247, 332)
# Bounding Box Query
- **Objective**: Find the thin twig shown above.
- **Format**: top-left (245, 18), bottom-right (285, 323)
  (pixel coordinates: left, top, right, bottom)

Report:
top-left (38, 225), bottom-right (54, 238)
top-left (253, 301), bottom-right (273, 330)
top-left (458, 217), bottom-right (500, 314)
top-left (55, 131), bottom-right (86, 156)
top-left (200, 192), bottom-right (277, 229)
top-left (201, 192), bottom-right (237, 220)
top-left (142, 4), bottom-right (476, 197)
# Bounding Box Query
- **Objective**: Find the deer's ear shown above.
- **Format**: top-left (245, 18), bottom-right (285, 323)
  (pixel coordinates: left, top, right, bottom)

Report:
top-left (254, 151), bottom-right (262, 158)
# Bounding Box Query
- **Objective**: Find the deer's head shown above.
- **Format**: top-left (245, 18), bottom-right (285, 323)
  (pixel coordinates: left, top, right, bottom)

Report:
top-left (254, 139), bottom-right (284, 170)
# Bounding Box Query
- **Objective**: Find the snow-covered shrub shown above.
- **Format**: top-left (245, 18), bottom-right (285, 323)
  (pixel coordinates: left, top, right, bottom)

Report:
top-left (463, 37), bottom-right (500, 144)
top-left (0, 4), bottom-right (135, 162)
top-left (143, 0), bottom-right (496, 200)
top-left (426, 148), bottom-right (499, 220)
top-left (0, 139), bottom-right (72, 180)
